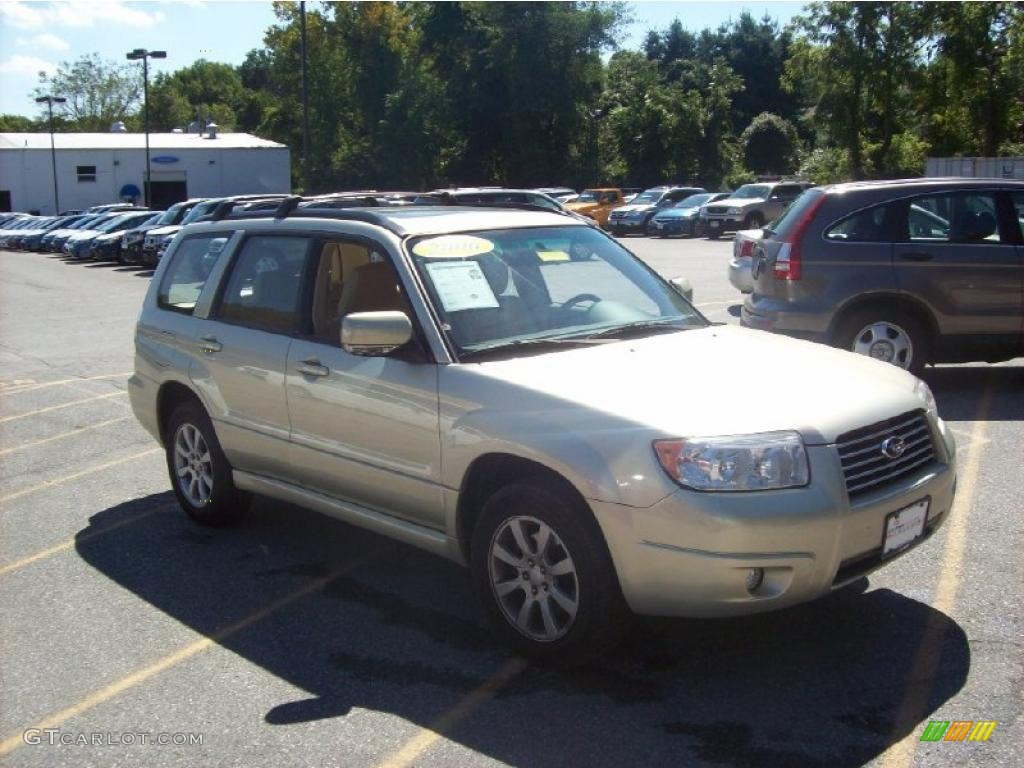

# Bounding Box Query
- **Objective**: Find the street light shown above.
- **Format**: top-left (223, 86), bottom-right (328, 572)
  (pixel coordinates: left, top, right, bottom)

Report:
top-left (35, 94), bottom-right (66, 214)
top-left (126, 48), bottom-right (167, 207)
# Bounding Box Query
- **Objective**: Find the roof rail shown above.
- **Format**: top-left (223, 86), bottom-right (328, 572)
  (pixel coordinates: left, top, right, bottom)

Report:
top-left (275, 195), bottom-right (303, 218)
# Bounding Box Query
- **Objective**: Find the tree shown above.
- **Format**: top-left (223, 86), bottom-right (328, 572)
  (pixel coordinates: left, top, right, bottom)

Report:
top-left (741, 112), bottom-right (798, 175)
top-left (34, 53), bottom-right (140, 132)
top-left (0, 114), bottom-right (40, 132)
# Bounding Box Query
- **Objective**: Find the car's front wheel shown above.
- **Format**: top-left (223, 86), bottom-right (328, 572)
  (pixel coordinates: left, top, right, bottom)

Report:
top-left (470, 479), bottom-right (630, 663)
top-left (833, 307), bottom-right (930, 375)
top-left (166, 400), bottom-right (248, 525)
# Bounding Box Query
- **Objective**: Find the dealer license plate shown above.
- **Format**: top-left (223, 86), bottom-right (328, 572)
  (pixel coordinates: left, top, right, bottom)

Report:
top-left (709, 220), bottom-right (720, 228)
top-left (882, 499), bottom-right (928, 556)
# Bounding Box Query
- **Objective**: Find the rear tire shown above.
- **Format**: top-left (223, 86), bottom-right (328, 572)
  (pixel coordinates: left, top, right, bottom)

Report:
top-left (470, 479), bottom-right (631, 664)
top-left (833, 306), bottom-right (931, 376)
top-left (165, 400), bottom-right (248, 526)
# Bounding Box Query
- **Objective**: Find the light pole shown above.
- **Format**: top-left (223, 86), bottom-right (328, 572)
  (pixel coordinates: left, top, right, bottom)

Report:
top-left (126, 48), bottom-right (167, 207)
top-left (35, 94), bottom-right (66, 214)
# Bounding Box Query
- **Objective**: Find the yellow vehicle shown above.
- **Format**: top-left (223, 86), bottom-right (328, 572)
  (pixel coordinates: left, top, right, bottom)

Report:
top-left (565, 188), bottom-right (625, 228)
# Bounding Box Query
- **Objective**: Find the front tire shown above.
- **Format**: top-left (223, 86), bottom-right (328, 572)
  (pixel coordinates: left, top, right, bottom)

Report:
top-left (166, 401), bottom-right (248, 525)
top-left (470, 480), bottom-right (630, 663)
top-left (833, 307), bottom-right (930, 375)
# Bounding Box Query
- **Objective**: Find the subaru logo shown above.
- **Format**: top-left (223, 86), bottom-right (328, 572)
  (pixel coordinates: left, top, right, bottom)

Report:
top-left (880, 436), bottom-right (906, 460)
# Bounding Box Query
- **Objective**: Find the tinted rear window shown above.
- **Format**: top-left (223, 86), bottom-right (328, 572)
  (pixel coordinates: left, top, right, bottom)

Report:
top-left (768, 188), bottom-right (823, 237)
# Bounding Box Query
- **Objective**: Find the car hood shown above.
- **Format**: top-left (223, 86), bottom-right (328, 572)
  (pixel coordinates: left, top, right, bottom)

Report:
top-left (613, 203), bottom-right (657, 215)
top-left (714, 197), bottom-right (764, 209)
top-left (451, 325), bottom-right (924, 447)
top-left (564, 201), bottom-right (602, 213)
top-left (653, 207), bottom-right (699, 219)
top-left (147, 225), bottom-right (182, 238)
top-left (68, 229), bottom-right (103, 241)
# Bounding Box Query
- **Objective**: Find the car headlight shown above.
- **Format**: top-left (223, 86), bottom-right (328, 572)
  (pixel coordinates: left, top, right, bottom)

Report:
top-left (727, 207), bottom-right (742, 215)
top-left (654, 431), bottom-right (809, 492)
top-left (913, 379), bottom-right (939, 421)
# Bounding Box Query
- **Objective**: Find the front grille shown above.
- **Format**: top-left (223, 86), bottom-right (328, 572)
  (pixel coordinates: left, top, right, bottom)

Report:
top-left (705, 205), bottom-right (729, 215)
top-left (836, 410), bottom-right (936, 497)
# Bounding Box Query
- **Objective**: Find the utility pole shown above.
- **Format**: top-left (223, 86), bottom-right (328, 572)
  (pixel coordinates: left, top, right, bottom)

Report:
top-left (35, 94), bottom-right (66, 214)
top-left (300, 1), bottom-right (310, 193)
top-left (126, 48), bottom-right (167, 207)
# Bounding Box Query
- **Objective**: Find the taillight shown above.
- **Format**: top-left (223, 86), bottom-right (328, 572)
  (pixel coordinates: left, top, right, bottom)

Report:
top-left (739, 239), bottom-right (754, 258)
top-left (773, 194), bottom-right (826, 281)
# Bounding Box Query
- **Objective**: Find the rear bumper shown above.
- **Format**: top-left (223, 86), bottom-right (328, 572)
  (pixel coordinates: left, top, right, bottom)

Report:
top-left (741, 298), bottom-right (830, 342)
top-left (590, 422), bottom-right (956, 618)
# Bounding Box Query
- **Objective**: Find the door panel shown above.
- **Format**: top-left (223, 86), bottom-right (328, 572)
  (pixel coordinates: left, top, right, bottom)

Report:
top-left (893, 192), bottom-right (1022, 336)
top-left (286, 340), bottom-right (444, 528)
top-left (189, 234), bottom-right (311, 479)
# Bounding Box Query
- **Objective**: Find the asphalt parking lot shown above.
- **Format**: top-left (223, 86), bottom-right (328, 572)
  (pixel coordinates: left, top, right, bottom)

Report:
top-left (0, 240), bottom-right (1020, 768)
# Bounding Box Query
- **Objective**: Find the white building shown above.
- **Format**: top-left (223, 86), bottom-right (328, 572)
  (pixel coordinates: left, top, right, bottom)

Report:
top-left (0, 131), bottom-right (291, 214)
top-left (925, 156), bottom-right (1024, 180)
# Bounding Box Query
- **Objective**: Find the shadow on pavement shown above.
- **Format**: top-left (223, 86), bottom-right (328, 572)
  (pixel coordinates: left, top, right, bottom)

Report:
top-left (76, 492), bottom-right (969, 768)
top-left (922, 364), bottom-right (1023, 422)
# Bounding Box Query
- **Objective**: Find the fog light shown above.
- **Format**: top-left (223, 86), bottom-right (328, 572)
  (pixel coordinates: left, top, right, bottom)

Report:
top-left (745, 567), bottom-right (764, 592)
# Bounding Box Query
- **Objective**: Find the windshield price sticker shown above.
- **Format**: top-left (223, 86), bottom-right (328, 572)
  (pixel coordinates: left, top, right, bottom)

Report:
top-left (412, 235), bottom-right (494, 259)
top-left (537, 250), bottom-right (570, 262)
top-left (424, 260), bottom-right (500, 312)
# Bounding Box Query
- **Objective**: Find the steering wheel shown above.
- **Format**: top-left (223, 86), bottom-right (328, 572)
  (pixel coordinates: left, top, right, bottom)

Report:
top-left (561, 293), bottom-right (602, 312)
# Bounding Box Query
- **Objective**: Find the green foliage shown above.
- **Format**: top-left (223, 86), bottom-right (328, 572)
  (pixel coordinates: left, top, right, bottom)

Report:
top-left (0, 114), bottom-right (40, 131)
top-left (18, 2), bottom-right (1024, 190)
top-left (741, 112), bottom-right (798, 175)
top-left (34, 53), bottom-right (141, 131)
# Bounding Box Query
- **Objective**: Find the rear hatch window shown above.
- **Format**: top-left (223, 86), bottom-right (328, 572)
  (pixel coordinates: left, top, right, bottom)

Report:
top-left (766, 188), bottom-right (824, 238)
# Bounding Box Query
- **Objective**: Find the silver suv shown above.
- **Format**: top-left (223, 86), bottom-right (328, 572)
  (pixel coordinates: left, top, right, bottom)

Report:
top-left (130, 200), bottom-right (956, 661)
top-left (703, 181), bottom-right (813, 238)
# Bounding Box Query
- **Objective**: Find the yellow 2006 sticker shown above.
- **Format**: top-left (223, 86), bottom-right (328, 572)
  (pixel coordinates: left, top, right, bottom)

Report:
top-left (536, 250), bottom-right (570, 262)
top-left (412, 235), bottom-right (494, 258)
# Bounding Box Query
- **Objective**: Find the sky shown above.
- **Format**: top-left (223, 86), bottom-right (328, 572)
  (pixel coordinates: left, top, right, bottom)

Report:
top-left (0, 0), bottom-right (807, 120)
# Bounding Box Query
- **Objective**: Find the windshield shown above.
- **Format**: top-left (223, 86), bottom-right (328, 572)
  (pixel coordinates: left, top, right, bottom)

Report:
top-left (576, 190), bottom-right (601, 202)
top-left (632, 188), bottom-right (665, 204)
top-left (181, 200), bottom-right (218, 224)
top-left (100, 213), bottom-right (149, 233)
top-left (731, 184), bottom-right (771, 200)
top-left (407, 225), bottom-right (705, 357)
top-left (674, 193), bottom-right (714, 209)
top-left (157, 204), bottom-right (185, 225)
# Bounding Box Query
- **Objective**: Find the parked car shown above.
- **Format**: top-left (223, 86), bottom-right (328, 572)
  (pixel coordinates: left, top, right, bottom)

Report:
top-left (742, 177), bottom-right (1024, 373)
top-left (0, 216), bottom-right (45, 248)
top-left (703, 181), bottom-right (814, 238)
top-left (534, 187), bottom-right (577, 202)
top-left (130, 200), bottom-right (955, 661)
top-left (90, 212), bottom-right (162, 261)
top-left (143, 195), bottom-right (287, 266)
top-left (564, 188), bottom-right (625, 228)
top-left (122, 201), bottom-right (200, 265)
top-left (65, 212), bottom-right (149, 259)
top-left (728, 228), bottom-right (764, 293)
top-left (14, 215), bottom-right (85, 250)
top-left (43, 214), bottom-right (108, 252)
top-left (607, 186), bottom-right (707, 236)
top-left (621, 187), bottom-right (643, 204)
top-left (648, 192), bottom-right (730, 237)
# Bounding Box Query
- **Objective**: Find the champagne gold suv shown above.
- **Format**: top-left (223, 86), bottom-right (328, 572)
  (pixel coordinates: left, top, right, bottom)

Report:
top-left (130, 198), bottom-right (956, 661)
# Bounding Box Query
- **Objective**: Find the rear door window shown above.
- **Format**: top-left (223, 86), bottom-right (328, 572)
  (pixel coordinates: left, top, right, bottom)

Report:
top-left (217, 236), bottom-right (311, 333)
top-left (157, 235), bottom-right (231, 314)
top-left (905, 192), bottom-right (1002, 244)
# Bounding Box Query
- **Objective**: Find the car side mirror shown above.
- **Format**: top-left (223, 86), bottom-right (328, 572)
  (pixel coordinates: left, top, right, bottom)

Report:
top-left (669, 276), bottom-right (694, 302)
top-left (341, 311), bottom-right (413, 356)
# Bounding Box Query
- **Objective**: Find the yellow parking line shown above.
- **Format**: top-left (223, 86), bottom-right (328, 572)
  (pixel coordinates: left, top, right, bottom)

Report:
top-left (879, 378), bottom-right (994, 768)
top-left (375, 657), bottom-right (528, 768)
top-left (0, 503), bottom-right (175, 578)
top-left (0, 390), bottom-right (127, 424)
top-left (0, 553), bottom-right (374, 758)
top-left (0, 416), bottom-right (133, 456)
top-left (0, 373), bottom-right (133, 397)
top-left (0, 448), bottom-right (161, 504)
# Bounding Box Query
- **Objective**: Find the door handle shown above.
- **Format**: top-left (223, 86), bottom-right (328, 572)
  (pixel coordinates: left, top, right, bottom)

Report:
top-left (899, 252), bottom-right (934, 262)
top-left (198, 335), bottom-right (222, 353)
top-left (297, 358), bottom-right (329, 377)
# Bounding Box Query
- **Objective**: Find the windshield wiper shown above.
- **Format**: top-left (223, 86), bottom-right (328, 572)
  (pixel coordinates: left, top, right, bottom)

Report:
top-left (458, 336), bottom-right (609, 361)
top-left (580, 318), bottom-right (696, 340)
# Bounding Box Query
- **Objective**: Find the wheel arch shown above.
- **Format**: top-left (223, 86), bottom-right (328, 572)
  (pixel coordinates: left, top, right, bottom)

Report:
top-left (828, 291), bottom-right (939, 345)
top-left (455, 453), bottom-right (598, 564)
top-left (156, 380), bottom-right (205, 444)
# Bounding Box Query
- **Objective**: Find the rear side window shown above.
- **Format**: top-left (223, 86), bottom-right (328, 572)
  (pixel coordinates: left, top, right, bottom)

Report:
top-left (1010, 192), bottom-right (1024, 240)
top-left (905, 192), bottom-right (1001, 244)
top-left (825, 205), bottom-right (892, 242)
top-left (217, 236), bottom-right (310, 333)
top-left (157, 235), bottom-right (230, 315)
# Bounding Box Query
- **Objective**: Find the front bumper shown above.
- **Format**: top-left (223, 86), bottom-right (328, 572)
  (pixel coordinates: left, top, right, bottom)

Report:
top-left (648, 218), bottom-right (696, 236)
top-left (608, 217), bottom-right (650, 234)
top-left (704, 216), bottom-right (741, 234)
top-left (589, 421), bottom-right (956, 618)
